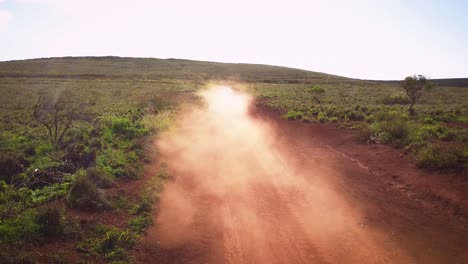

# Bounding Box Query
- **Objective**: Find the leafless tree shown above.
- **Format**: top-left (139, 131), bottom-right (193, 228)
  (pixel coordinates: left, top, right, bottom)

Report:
top-left (33, 91), bottom-right (89, 147)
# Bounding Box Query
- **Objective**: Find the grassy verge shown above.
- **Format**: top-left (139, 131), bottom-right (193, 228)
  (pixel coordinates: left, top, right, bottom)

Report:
top-left (0, 76), bottom-right (181, 263)
top-left (251, 83), bottom-right (468, 172)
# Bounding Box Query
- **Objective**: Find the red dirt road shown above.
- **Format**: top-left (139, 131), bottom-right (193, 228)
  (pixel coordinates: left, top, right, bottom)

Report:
top-left (135, 88), bottom-right (468, 264)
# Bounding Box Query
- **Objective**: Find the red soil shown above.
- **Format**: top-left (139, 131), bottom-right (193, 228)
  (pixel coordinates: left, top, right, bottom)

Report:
top-left (134, 94), bottom-right (468, 264)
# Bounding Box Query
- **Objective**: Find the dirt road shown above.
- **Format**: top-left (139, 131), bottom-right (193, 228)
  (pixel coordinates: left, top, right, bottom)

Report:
top-left (135, 87), bottom-right (468, 264)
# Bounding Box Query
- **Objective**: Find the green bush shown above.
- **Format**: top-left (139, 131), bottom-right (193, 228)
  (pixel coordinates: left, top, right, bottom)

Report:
top-left (0, 151), bottom-right (26, 183)
top-left (364, 114), bottom-right (374, 123)
top-left (423, 117), bottom-right (436, 124)
top-left (86, 167), bottom-right (114, 188)
top-left (103, 116), bottom-right (148, 140)
top-left (29, 177), bottom-right (74, 205)
top-left (413, 143), bottom-right (461, 170)
top-left (440, 127), bottom-right (466, 142)
top-left (155, 170), bottom-right (172, 180)
top-left (0, 184), bottom-right (31, 219)
top-left (284, 110), bottom-right (303, 120)
top-left (380, 94), bottom-right (411, 105)
top-left (36, 205), bottom-right (64, 237)
top-left (96, 149), bottom-right (140, 179)
top-left (317, 111), bottom-right (328, 122)
top-left (67, 173), bottom-right (112, 211)
top-left (78, 226), bottom-right (137, 263)
top-left (355, 123), bottom-right (373, 143)
top-left (132, 198), bottom-right (152, 215)
top-left (372, 111), bottom-right (411, 145)
top-left (411, 124), bottom-right (445, 143)
top-left (0, 209), bottom-right (39, 245)
top-left (141, 110), bottom-right (175, 133)
top-left (348, 111), bottom-right (365, 121)
top-left (128, 213), bottom-right (152, 234)
top-left (63, 143), bottom-right (97, 168)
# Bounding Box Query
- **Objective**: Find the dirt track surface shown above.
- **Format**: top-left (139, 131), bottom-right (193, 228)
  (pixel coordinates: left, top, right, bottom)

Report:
top-left (135, 88), bottom-right (468, 264)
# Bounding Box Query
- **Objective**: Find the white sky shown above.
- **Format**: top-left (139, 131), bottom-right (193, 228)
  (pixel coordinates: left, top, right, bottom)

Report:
top-left (0, 0), bottom-right (467, 79)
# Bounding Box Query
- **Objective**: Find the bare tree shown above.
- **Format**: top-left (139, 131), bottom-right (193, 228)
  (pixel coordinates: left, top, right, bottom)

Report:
top-left (402, 75), bottom-right (434, 114)
top-left (33, 91), bottom-right (89, 147)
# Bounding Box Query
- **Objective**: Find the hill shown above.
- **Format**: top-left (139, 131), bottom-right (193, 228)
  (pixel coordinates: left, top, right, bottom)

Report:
top-left (0, 56), bottom-right (359, 84)
top-left (377, 78), bottom-right (468, 88)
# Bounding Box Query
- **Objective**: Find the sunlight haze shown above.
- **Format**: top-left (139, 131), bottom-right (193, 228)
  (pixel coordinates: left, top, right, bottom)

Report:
top-left (0, 0), bottom-right (467, 79)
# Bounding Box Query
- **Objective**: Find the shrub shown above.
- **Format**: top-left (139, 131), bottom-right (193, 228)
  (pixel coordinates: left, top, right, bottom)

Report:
top-left (103, 116), bottom-right (148, 140)
top-left (423, 117), bottom-right (435, 124)
top-left (155, 170), bottom-right (172, 180)
top-left (29, 178), bottom-right (73, 205)
top-left (380, 94), bottom-right (411, 105)
top-left (78, 226), bottom-right (137, 263)
top-left (411, 124), bottom-right (445, 143)
top-left (96, 149), bottom-right (140, 179)
top-left (0, 151), bottom-right (26, 183)
top-left (284, 110), bottom-right (303, 120)
top-left (141, 110), bottom-right (175, 133)
top-left (0, 209), bottom-right (39, 245)
top-left (355, 123), bottom-right (373, 143)
top-left (86, 167), bottom-right (114, 188)
top-left (63, 143), bottom-right (97, 169)
top-left (100, 228), bottom-right (137, 253)
top-left (348, 111), bottom-right (365, 121)
top-left (440, 128), bottom-right (465, 142)
top-left (128, 213), bottom-right (152, 234)
top-left (132, 198), bottom-right (152, 215)
top-left (120, 163), bottom-right (142, 180)
top-left (372, 111), bottom-right (411, 146)
top-left (364, 114), bottom-right (374, 123)
top-left (67, 173), bottom-right (112, 211)
top-left (413, 143), bottom-right (461, 170)
top-left (317, 111), bottom-right (328, 123)
top-left (36, 205), bottom-right (64, 237)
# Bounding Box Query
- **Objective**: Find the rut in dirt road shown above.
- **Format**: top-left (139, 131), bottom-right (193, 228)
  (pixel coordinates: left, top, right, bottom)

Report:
top-left (135, 86), bottom-right (468, 264)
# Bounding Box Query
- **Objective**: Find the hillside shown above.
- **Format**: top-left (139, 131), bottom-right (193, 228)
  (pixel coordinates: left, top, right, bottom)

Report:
top-left (0, 56), bottom-right (358, 84)
top-left (378, 78), bottom-right (468, 88)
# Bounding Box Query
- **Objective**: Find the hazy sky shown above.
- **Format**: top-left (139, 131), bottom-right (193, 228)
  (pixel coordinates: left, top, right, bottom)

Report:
top-left (0, 0), bottom-right (467, 79)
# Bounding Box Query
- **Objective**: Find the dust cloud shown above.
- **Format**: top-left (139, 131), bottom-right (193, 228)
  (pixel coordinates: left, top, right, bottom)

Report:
top-left (152, 86), bottom-right (413, 263)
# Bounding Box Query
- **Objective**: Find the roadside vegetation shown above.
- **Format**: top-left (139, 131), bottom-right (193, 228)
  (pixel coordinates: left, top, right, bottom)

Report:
top-left (0, 76), bottom-right (188, 263)
top-left (251, 78), bottom-right (467, 172)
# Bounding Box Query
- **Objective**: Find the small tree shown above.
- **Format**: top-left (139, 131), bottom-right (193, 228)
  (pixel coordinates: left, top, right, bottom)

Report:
top-left (33, 91), bottom-right (90, 147)
top-left (307, 85), bottom-right (325, 111)
top-left (402, 75), bottom-right (434, 114)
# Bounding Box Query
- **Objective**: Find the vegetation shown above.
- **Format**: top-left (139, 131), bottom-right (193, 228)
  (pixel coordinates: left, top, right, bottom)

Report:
top-left (250, 78), bottom-right (467, 172)
top-left (0, 57), bottom-right (466, 262)
top-left (0, 59), bottom-right (185, 262)
top-left (402, 75), bottom-right (434, 114)
top-left (307, 85), bottom-right (326, 111)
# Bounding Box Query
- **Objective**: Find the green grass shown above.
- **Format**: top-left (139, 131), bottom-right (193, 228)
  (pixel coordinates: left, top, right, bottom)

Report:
top-left (0, 59), bottom-right (184, 262)
top-left (249, 81), bottom-right (467, 171)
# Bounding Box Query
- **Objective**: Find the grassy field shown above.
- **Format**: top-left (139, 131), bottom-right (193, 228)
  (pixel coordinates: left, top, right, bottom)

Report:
top-left (249, 81), bottom-right (468, 170)
top-left (0, 74), bottom-right (196, 263)
top-left (0, 57), bottom-right (467, 263)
